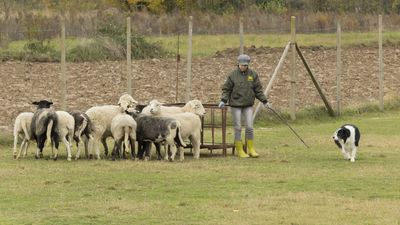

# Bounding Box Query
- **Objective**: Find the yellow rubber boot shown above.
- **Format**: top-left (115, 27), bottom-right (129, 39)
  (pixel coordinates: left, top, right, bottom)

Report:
top-left (247, 140), bottom-right (259, 158)
top-left (235, 140), bottom-right (249, 158)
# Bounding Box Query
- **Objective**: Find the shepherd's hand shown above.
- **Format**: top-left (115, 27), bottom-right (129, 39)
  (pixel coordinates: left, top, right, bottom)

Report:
top-left (263, 102), bottom-right (271, 108)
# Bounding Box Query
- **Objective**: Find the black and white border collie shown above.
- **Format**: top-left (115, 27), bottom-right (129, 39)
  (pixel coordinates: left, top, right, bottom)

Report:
top-left (332, 124), bottom-right (361, 162)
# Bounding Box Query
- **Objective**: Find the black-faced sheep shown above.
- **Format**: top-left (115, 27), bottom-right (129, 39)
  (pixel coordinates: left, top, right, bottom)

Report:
top-left (31, 100), bottom-right (58, 159)
top-left (31, 100), bottom-right (75, 161)
top-left (13, 112), bottom-right (34, 159)
top-left (130, 113), bottom-right (186, 161)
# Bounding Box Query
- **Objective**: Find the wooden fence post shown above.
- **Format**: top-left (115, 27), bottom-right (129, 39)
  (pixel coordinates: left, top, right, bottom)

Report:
top-left (378, 14), bottom-right (384, 111)
top-left (336, 18), bottom-right (342, 115)
top-left (60, 13), bottom-right (66, 111)
top-left (127, 16), bottom-right (132, 96)
top-left (186, 16), bottom-right (193, 102)
top-left (239, 17), bottom-right (244, 55)
top-left (175, 33), bottom-right (180, 103)
top-left (290, 16), bottom-right (296, 120)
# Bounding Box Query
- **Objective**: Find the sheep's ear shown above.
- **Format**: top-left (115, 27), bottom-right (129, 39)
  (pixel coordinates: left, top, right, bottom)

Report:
top-left (32, 101), bottom-right (39, 105)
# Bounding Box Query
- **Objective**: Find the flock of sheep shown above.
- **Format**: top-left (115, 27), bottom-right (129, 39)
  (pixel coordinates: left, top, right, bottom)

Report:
top-left (12, 94), bottom-right (206, 162)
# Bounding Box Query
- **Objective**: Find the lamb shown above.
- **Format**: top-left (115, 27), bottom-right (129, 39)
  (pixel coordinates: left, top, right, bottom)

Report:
top-left (31, 100), bottom-right (58, 160)
top-left (85, 94), bottom-right (138, 159)
top-left (69, 111), bottom-right (93, 160)
top-left (110, 112), bottom-right (137, 160)
top-left (144, 100), bottom-right (203, 161)
top-left (129, 112), bottom-right (186, 161)
top-left (141, 99), bottom-right (206, 116)
top-left (13, 112), bottom-right (34, 159)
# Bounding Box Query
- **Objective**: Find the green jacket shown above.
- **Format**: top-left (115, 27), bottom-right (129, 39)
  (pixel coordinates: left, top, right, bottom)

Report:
top-left (221, 67), bottom-right (268, 107)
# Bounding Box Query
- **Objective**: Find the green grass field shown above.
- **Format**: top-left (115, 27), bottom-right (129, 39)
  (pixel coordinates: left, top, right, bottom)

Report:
top-left (1, 109), bottom-right (399, 224)
top-left (147, 31), bottom-right (400, 57)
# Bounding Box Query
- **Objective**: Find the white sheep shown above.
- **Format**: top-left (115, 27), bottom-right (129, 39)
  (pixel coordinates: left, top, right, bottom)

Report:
top-left (13, 112), bottom-right (34, 159)
top-left (85, 94), bottom-right (138, 159)
top-left (163, 112), bottom-right (202, 161)
top-left (141, 99), bottom-right (206, 116)
top-left (110, 112), bottom-right (137, 160)
top-left (50, 111), bottom-right (75, 161)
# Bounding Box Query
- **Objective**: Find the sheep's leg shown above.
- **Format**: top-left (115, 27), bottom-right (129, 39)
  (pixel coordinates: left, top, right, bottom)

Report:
top-left (75, 141), bottom-right (81, 160)
top-left (130, 138), bottom-right (136, 160)
top-left (137, 141), bottom-right (144, 159)
top-left (74, 135), bottom-right (81, 160)
top-left (154, 142), bottom-right (162, 160)
top-left (94, 138), bottom-right (101, 160)
top-left (144, 142), bottom-right (151, 161)
top-left (164, 144), bottom-right (169, 161)
top-left (66, 132), bottom-right (73, 161)
top-left (170, 145), bottom-right (177, 162)
top-left (101, 137), bottom-right (109, 157)
top-left (84, 134), bottom-right (94, 159)
top-left (36, 136), bottom-right (46, 159)
top-left (83, 135), bottom-right (90, 159)
top-left (56, 136), bottom-right (71, 161)
top-left (22, 140), bottom-right (30, 157)
top-left (111, 140), bottom-right (119, 161)
top-left (21, 140), bottom-right (30, 158)
top-left (16, 138), bottom-right (26, 159)
top-left (52, 135), bottom-right (60, 160)
top-left (179, 146), bottom-right (184, 161)
top-left (119, 142), bottom-right (128, 159)
top-left (119, 140), bottom-right (125, 160)
top-left (13, 134), bottom-right (19, 159)
top-left (191, 136), bottom-right (201, 159)
top-left (50, 141), bottom-right (55, 159)
top-left (35, 147), bottom-right (41, 159)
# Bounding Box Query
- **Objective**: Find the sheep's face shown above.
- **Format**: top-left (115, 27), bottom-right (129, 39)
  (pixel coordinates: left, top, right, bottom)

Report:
top-left (32, 100), bottom-right (53, 109)
top-left (118, 94), bottom-right (138, 111)
top-left (187, 100), bottom-right (206, 116)
top-left (148, 100), bottom-right (162, 115)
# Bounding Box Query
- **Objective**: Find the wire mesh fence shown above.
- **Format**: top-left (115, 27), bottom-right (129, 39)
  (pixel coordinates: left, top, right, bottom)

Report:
top-left (1, 10), bottom-right (400, 131)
